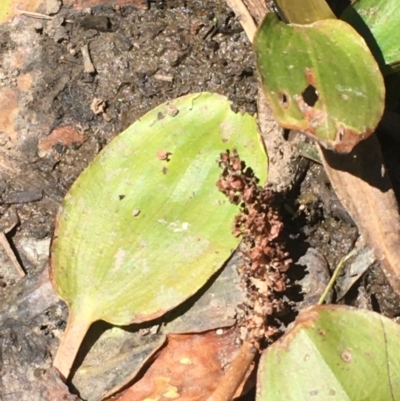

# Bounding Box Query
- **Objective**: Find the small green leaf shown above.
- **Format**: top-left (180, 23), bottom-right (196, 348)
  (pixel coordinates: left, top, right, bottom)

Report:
top-left (257, 305), bottom-right (400, 400)
top-left (341, 0), bottom-right (400, 72)
top-left (51, 92), bottom-right (267, 379)
top-left (254, 14), bottom-right (385, 152)
top-left (273, 0), bottom-right (335, 24)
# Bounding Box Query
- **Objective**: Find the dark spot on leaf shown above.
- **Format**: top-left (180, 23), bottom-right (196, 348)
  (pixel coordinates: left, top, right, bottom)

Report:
top-left (341, 349), bottom-right (352, 363)
top-left (279, 91), bottom-right (290, 109)
top-left (337, 126), bottom-right (344, 141)
top-left (119, 195), bottom-right (125, 200)
top-left (302, 85), bottom-right (318, 107)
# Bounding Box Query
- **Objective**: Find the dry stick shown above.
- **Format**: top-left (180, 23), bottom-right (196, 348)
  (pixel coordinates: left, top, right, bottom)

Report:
top-left (18, 10), bottom-right (53, 20)
top-left (0, 222), bottom-right (25, 278)
top-left (225, 0), bottom-right (257, 42)
top-left (81, 45), bottom-right (96, 74)
top-left (207, 341), bottom-right (258, 401)
top-left (242, 0), bottom-right (269, 24)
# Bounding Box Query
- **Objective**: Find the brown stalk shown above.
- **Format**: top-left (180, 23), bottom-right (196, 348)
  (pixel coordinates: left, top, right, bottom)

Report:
top-left (53, 313), bottom-right (92, 381)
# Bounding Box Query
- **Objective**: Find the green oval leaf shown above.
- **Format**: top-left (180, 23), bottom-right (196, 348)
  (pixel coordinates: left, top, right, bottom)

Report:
top-left (341, 0), bottom-right (400, 71)
top-left (257, 305), bottom-right (400, 400)
top-left (51, 92), bottom-right (267, 378)
top-left (254, 14), bottom-right (385, 153)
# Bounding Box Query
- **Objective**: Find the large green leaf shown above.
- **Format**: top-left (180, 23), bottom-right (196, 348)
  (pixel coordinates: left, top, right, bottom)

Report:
top-left (341, 0), bottom-right (400, 71)
top-left (254, 13), bottom-right (385, 153)
top-left (257, 305), bottom-right (400, 400)
top-left (50, 92), bottom-right (267, 379)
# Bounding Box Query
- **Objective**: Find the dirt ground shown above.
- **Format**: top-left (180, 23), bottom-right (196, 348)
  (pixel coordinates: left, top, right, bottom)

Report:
top-left (1, 0), bottom-right (400, 400)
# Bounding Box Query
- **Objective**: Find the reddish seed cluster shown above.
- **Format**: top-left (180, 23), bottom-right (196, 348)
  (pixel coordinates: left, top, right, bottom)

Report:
top-left (217, 149), bottom-right (291, 345)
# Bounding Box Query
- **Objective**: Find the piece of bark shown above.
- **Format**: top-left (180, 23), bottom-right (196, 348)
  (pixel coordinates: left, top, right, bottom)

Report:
top-left (0, 267), bottom-right (59, 323)
top-left (319, 135), bottom-right (400, 295)
top-left (0, 319), bottom-right (77, 401)
top-left (2, 189), bottom-right (43, 204)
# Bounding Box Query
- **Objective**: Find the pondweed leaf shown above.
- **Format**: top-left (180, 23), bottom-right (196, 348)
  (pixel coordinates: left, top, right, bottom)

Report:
top-left (254, 14), bottom-right (385, 152)
top-left (50, 93), bottom-right (268, 379)
top-left (258, 305), bottom-right (400, 400)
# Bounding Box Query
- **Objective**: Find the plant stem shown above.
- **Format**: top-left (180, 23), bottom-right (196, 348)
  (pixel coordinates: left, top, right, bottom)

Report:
top-left (53, 312), bottom-right (92, 381)
top-left (318, 248), bottom-right (357, 305)
top-left (207, 340), bottom-right (257, 401)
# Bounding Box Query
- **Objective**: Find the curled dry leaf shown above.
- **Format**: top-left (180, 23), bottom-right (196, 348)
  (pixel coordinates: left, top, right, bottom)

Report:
top-left (110, 329), bottom-right (251, 401)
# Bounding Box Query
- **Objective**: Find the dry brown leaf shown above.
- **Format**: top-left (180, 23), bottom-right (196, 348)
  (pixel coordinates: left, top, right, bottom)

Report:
top-left (109, 329), bottom-right (250, 401)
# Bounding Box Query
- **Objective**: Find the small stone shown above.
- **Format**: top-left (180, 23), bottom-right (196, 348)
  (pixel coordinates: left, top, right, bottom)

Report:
top-left (45, 0), bottom-right (61, 15)
top-left (53, 27), bottom-right (67, 43)
top-left (37, 125), bottom-right (84, 158)
top-left (102, 112), bottom-right (112, 122)
top-left (90, 98), bottom-right (106, 115)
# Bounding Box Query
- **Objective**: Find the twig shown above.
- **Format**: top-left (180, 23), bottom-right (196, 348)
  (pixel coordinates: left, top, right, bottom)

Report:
top-left (0, 221), bottom-right (25, 277)
top-left (225, 0), bottom-right (257, 42)
top-left (153, 73), bottom-right (174, 82)
top-left (17, 10), bottom-right (53, 20)
top-left (81, 45), bottom-right (96, 74)
top-left (207, 340), bottom-right (257, 401)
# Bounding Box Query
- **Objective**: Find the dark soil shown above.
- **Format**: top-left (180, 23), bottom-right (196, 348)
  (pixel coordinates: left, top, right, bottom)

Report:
top-left (1, 0), bottom-right (400, 400)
